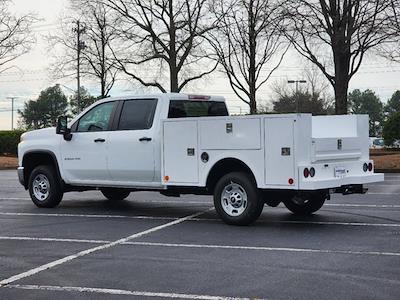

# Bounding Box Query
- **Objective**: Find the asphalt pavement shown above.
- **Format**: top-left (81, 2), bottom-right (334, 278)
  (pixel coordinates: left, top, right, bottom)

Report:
top-left (0, 170), bottom-right (399, 300)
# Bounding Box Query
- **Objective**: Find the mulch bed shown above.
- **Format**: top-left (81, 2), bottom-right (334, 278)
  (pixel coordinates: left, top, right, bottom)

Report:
top-left (0, 156), bottom-right (18, 170)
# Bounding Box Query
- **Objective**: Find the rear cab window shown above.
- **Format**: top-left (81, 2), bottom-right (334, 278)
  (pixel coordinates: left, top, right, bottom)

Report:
top-left (118, 99), bottom-right (158, 130)
top-left (168, 100), bottom-right (229, 118)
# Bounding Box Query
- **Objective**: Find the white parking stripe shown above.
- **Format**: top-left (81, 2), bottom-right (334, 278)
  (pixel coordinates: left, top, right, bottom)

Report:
top-left (126, 241), bottom-right (400, 257)
top-left (0, 212), bottom-right (177, 220)
top-left (0, 236), bottom-right (108, 244)
top-left (7, 284), bottom-right (254, 300)
top-left (0, 208), bottom-right (211, 287)
top-left (0, 236), bottom-right (398, 257)
top-left (368, 192), bottom-right (399, 195)
top-left (325, 204), bottom-right (400, 208)
top-left (1, 212), bottom-right (400, 227)
top-left (255, 220), bottom-right (400, 227)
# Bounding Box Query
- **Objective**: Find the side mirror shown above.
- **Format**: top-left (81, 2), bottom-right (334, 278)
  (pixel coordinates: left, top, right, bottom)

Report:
top-left (56, 116), bottom-right (68, 134)
top-left (56, 116), bottom-right (72, 141)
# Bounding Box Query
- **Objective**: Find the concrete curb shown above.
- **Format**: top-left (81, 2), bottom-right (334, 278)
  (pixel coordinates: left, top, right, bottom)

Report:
top-left (375, 169), bottom-right (400, 174)
top-left (0, 167), bottom-right (17, 171)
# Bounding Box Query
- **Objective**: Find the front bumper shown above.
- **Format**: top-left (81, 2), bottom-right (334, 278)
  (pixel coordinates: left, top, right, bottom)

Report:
top-left (17, 167), bottom-right (25, 187)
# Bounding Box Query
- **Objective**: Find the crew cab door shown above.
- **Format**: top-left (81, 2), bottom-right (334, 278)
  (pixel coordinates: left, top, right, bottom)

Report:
top-left (107, 99), bottom-right (158, 184)
top-left (60, 101), bottom-right (116, 184)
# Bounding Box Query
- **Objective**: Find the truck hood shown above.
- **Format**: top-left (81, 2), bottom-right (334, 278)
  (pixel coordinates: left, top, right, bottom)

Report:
top-left (21, 127), bottom-right (56, 141)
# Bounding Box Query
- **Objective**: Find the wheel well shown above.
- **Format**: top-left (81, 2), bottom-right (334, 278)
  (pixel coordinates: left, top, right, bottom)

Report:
top-left (206, 158), bottom-right (256, 192)
top-left (22, 151), bottom-right (61, 189)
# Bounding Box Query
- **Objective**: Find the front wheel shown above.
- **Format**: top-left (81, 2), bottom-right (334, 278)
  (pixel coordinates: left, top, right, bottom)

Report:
top-left (101, 188), bottom-right (130, 201)
top-left (283, 192), bottom-right (327, 215)
top-left (213, 172), bottom-right (264, 226)
top-left (28, 165), bottom-right (63, 208)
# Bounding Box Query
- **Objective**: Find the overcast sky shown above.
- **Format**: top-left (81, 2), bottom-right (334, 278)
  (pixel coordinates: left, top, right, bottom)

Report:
top-left (0, 0), bottom-right (399, 130)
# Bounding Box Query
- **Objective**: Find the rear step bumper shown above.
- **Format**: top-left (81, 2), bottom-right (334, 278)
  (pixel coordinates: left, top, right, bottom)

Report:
top-left (299, 173), bottom-right (384, 190)
top-left (332, 184), bottom-right (368, 195)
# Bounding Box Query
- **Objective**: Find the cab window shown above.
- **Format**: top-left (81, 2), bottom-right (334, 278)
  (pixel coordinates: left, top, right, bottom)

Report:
top-left (168, 100), bottom-right (228, 118)
top-left (77, 102), bottom-right (115, 132)
top-left (118, 99), bottom-right (158, 130)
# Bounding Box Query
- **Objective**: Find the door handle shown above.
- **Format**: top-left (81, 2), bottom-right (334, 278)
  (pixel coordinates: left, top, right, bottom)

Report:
top-left (94, 138), bottom-right (106, 143)
top-left (139, 137), bottom-right (152, 142)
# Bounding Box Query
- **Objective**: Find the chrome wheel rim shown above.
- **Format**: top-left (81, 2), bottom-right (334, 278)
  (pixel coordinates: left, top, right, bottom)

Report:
top-left (221, 182), bottom-right (248, 217)
top-left (32, 174), bottom-right (50, 201)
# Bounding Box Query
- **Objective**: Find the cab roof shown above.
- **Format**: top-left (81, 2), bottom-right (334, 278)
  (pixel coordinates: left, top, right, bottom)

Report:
top-left (100, 93), bottom-right (225, 102)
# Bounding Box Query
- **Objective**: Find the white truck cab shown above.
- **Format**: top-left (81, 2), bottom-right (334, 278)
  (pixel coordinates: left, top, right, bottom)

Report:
top-left (18, 93), bottom-right (383, 225)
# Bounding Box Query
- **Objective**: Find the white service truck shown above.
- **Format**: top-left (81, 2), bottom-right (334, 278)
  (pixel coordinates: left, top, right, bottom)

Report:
top-left (17, 93), bottom-right (384, 225)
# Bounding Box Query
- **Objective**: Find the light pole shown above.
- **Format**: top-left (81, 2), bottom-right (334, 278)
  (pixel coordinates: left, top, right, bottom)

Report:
top-left (6, 97), bottom-right (18, 130)
top-left (288, 80), bottom-right (307, 113)
top-left (73, 20), bottom-right (86, 113)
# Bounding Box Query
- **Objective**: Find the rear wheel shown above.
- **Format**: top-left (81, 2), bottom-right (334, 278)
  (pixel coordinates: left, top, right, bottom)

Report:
top-left (283, 192), bottom-right (327, 215)
top-left (101, 188), bottom-right (130, 201)
top-left (213, 172), bottom-right (264, 226)
top-left (28, 165), bottom-right (63, 208)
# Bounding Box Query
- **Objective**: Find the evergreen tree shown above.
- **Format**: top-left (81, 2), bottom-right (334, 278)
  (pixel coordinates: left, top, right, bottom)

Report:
top-left (69, 86), bottom-right (97, 115)
top-left (19, 85), bottom-right (68, 129)
top-left (348, 89), bottom-right (383, 137)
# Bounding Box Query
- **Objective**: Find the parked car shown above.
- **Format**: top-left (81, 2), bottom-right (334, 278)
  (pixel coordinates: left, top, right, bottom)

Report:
top-left (370, 137), bottom-right (385, 149)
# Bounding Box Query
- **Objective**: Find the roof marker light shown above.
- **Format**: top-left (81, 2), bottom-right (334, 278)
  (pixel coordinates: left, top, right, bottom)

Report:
top-left (188, 95), bottom-right (211, 100)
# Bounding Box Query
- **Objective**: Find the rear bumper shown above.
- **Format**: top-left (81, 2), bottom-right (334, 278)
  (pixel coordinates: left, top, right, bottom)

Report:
top-left (17, 167), bottom-right (25, 187)
top-left (299, 173), bottom-right (384, 190)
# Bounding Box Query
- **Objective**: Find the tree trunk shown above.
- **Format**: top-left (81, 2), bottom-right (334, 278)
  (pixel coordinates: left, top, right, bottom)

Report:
top-left (170, 66), bottom-right (179, 92)
top-left (334, 73), bottom-right (349, 115)
top-left (248, 0), bottom-right (257, 114)
top-left (333, 46), bottom-right (350, 115)
top-left (169, 0), bottom-right (178, 93)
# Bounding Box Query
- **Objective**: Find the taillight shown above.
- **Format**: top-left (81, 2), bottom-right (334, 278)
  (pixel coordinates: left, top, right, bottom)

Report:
top-left (310, 167), bottom-right (315, 177)
top-left (368, 163), bottom-right (373, 172)
top-left (363, 163), bottom-right (368, 172)
top-left (304, 168), bottom-right (310, 178)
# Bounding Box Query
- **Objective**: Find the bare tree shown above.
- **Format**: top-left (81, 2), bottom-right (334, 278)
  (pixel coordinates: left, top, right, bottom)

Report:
top-left (0, 0), bottom-right (36, 73)
top-left (209, 0), bottom-right (288, 114)
top-left (101, 0), bottom-right (217, 93)
top-left (379, 0), bottom-right (400, 62)
top-left (49, 0), bottom-right (119, 98)
top-left (283, 0), bottom-right (393, 114)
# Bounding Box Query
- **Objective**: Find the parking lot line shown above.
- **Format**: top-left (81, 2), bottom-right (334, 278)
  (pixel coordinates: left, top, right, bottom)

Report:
top-left (0, 236), bottom-right (108, 244)
top-left (1, 212), bottom-right (400, 227)
top-left (0, 208), bottom-right (212, 288)
top-left (325, 204), bottom-right (400, 208)
top-left (367, 192), bottom-right (399, 195)
top-left (253, 220), bottom-right (400, 227)
top-left (125, 241), bottom-right (400, 257)
top-left (0, 236), bottom-right (398, 258)
top-left (0, 212), bottom-right (177, 221)
top-left (6, 284), bottom-right (254, 300)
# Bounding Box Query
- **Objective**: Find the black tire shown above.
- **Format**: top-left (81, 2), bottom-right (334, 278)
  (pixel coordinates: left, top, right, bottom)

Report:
top-left (283, 192), bottom-right (327, 215)
top-left (28, 165), bottom-right (63, 208)
top-left (213, 172), bottom-right (264, 226)
top-left (101, 188), bottom-right (130, 201)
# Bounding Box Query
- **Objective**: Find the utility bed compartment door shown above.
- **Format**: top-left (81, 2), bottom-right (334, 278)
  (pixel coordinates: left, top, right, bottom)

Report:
top-left (265, 118), bottom-right (295, 186)
top-left (163, 120), bottom-right (199, 184)
top-left (199, 118), bottom-right (261, 150)
top-left (311, 115), bottom-right (368, 162)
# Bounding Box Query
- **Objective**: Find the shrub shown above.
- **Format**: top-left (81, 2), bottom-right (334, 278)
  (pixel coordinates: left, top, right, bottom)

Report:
top-left (0, 131), bottom-right (25, 155)
top-left (383, 112), bottom-right (400, 146)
